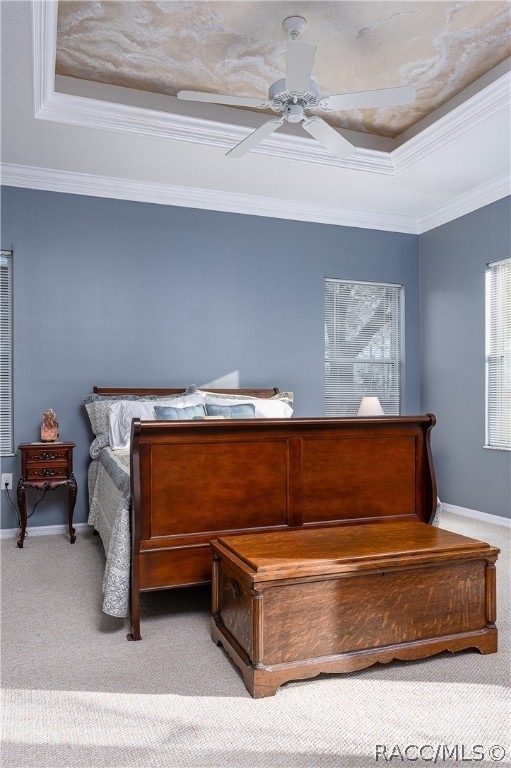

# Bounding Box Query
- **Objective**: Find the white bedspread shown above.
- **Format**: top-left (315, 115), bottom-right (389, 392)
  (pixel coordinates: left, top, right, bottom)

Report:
top-left (88, 447), bottom-right (131, 617)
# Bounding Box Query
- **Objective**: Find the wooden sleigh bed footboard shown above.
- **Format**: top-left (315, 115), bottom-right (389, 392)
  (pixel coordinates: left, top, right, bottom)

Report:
top-left (127, 412), bottom-right (437, 640)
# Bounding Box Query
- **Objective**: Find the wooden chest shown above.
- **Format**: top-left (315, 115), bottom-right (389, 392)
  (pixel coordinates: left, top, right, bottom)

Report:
top-left (211, 520), bottom-right (499, 698)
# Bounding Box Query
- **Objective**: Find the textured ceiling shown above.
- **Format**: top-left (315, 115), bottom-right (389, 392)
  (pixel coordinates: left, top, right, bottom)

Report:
top-left (55, 1), bottom-right (511, 138)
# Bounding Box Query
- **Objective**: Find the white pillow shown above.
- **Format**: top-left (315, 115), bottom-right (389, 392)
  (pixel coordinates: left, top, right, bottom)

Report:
top-left (109, 394), bottom-right (205, 449)
top-left (203, 394), bottom-right (293, 419)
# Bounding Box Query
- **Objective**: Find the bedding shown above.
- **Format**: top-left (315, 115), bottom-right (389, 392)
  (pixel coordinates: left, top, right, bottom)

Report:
top-left (108, 394), bottom-right (206, 448)
top-left (154, 404), bottom-right (207, 420)
top-left (204, 402), bottom-right (256, 418)
top-left (88, 446), bottom-right (131, 617)
top-left (89, 387), bottom-right (294, 450)
top-left (205, 393), bottom-right (293, 419)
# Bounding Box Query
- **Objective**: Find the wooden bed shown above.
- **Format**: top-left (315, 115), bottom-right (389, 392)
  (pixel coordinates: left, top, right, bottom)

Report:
top-left (93, 387), bottom-right (438, 642)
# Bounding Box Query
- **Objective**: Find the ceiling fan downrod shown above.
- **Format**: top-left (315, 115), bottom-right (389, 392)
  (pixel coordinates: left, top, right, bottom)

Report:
top-left (282, 16), bottom-right (308, 40)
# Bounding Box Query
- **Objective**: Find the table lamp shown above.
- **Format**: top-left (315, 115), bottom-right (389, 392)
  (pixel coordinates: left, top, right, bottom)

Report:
top-left (357, 396), bottom-right (384, 416)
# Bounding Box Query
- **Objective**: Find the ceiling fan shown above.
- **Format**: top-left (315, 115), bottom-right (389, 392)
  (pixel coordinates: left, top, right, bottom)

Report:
top-left (177, 16), bottom-right (416, 160)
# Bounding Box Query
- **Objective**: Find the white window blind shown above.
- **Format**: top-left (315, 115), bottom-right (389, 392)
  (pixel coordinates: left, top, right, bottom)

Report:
top-left (325, 278), bottom-right (402, 416)
top-left (485, 257), bottom-right (511, 450)
top-left (0, 250), bottom-right (14, 456)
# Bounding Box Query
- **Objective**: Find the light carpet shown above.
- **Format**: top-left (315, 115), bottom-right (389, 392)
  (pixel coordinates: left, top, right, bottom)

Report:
top-left (1, 511), bottom-right (509, 768)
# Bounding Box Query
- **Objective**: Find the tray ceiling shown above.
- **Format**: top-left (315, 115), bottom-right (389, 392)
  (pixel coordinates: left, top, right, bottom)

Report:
top-left (55, 1), bottom-right (510, 139)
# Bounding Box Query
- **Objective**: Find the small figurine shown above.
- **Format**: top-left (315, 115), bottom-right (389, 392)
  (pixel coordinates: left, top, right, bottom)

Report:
top-left (41, 409), bottom-right (59, 442)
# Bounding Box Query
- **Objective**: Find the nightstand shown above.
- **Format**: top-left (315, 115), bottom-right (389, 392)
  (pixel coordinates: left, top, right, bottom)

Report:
top-left (16, 442), bottom-right (77, 548)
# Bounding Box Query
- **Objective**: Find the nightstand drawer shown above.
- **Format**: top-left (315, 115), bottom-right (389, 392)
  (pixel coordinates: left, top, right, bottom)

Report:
top-left (24, 447), bottom-right (72, 465)
top-left (25, 464), bottom-right (70, 481)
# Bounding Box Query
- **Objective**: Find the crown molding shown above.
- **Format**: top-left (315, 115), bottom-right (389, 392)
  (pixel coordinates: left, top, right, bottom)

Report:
top-left (4, 160), bottom-right (507, 234)
top-left (393, 69), bottom-right (511, 174)
top-left (418, 174), bottom-right (511, 233)
top-left (0, 163), bottom-right (419, 234)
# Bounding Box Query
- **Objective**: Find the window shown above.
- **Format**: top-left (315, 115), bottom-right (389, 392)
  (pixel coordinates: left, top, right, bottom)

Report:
top-left (325, 278), bottom-right (402, 416)
top-left (485, 257), bottom-right (510, 450)
top-left (0, 250), bottom-right (14, 456)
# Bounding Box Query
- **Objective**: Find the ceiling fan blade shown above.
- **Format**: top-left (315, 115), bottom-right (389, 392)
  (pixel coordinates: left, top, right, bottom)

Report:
top-left (320, 85), bottom-right (416, 112)
top-left (177, 90), bottom-right (270, 109)
top-left (302, 117), bottom-right (354, 160)
top-left (285, 41), bottom-right (317, 92)
top-left (226, 118), bottom-right (285, 158)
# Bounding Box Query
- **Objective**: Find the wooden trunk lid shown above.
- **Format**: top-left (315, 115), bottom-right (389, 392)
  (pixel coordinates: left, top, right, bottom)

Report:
top-left (214, 520), bottom-right (498, 582)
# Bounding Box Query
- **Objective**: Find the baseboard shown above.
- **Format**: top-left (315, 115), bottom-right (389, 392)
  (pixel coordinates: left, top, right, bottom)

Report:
top-left (442, 503), bottom-right (511, 528)
top-left (0, 522), bottom-right (91, 539)
top-left (2, 506), bottom-right (509, 538)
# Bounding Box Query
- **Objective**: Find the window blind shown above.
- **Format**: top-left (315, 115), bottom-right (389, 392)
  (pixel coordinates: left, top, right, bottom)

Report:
top-left (325, 278), bottom-right (402, 416)
top-left (485, 257), bottom-right (511, 450)
top-left (0, 250), bottom-right (13, 456)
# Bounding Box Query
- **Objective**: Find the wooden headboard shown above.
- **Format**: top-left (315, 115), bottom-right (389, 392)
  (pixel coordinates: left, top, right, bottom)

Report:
top-left (93, 386), bottom-right (280, 398)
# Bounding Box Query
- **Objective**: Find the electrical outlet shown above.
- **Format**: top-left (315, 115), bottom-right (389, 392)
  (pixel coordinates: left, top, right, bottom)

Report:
top-left (1, 473), bottom-right (13, 490)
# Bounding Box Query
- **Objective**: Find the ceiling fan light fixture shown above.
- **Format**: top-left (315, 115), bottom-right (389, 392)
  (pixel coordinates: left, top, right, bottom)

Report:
top-left (286, 103), bottom-right (305, 123)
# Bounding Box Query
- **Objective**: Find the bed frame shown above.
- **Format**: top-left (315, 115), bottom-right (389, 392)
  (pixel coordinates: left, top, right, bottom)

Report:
top-left (94, 387), bottom-right (438, 641)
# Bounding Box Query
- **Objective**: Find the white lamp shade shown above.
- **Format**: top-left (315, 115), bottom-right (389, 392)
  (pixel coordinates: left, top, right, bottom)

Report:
top-left (357, 396), bottom-right (384, 416)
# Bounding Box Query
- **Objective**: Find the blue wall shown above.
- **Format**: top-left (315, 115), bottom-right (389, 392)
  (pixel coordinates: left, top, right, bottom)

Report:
top-left (420, 197), bottom-right (510, 519)
top-left (0, 186), bottom-right (420, 529)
